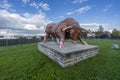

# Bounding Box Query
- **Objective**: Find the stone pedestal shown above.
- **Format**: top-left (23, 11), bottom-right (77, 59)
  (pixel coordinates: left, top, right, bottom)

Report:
top-left (38, 42), bottom-right (99, 67)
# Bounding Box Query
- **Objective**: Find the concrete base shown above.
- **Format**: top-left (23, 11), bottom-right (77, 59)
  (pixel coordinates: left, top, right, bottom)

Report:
top-left (38, 42), bottom-right (99, 67)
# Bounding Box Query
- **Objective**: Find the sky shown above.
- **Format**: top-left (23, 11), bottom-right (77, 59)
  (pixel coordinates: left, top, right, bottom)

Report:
top-left (0, 0), bottom-right (120, 35)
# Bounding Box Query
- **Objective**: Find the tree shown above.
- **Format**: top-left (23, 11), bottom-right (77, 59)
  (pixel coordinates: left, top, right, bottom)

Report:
top-left (95, 25), bottom-right (104, 38)
top-left (112, 29), bottom-right (120, 39)
top-left (98, 25), bottom-right (104, 33)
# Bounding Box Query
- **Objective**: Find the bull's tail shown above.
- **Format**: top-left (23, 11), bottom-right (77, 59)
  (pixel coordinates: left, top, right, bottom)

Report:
top-left (79, 28), bottom-right (90, 33)
top-left (79, 27), bottom-right (95, 37)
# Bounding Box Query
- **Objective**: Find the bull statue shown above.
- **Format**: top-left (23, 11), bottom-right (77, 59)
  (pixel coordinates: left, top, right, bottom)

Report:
top-left (43, 18), bottom-right (91, 48)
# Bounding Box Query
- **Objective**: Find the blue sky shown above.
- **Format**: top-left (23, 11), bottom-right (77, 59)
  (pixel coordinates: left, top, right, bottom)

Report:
top-left (0, 0), bottom-right (120, 35)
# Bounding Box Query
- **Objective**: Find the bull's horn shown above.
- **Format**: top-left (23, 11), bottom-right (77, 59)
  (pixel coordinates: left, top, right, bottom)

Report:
top-left (62, 26), bottom-right (72, 32)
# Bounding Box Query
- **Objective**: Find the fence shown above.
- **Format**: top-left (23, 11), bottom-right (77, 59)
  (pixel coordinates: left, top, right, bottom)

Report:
top-left (0, 37), bottom-right (42, 46)
top-left (0, 36), bottom-right (53, 46)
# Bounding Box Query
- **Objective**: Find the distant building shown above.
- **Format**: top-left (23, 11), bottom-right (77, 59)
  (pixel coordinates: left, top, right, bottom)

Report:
top-left (87, 33), bottom-right (96, 39)
top-left (0, 34), bottom-right (17, 39)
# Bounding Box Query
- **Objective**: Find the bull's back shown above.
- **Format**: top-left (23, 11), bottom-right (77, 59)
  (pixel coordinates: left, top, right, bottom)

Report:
top-left (62, 18), bottom-right (80, 27)
top-left (57, 18), bottom-right (81, 30)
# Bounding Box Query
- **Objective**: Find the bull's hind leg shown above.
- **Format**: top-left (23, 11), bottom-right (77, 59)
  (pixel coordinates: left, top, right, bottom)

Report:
top-left (54, 37), bottom-right (60, 44)
top-left (78, 37), bottom-right (88, 45)
top-left (56, 38), bottom-right (60, 44)
top-left (43, 33), bottom-right (49, 43)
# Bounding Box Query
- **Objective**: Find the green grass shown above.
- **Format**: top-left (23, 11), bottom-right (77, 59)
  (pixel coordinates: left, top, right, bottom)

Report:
top-left (0, 40), bottom-right (120, 80)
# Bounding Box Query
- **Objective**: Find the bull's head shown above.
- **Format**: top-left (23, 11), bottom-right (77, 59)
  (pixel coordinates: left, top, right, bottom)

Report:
top-left (62, 25), bottom-right (81, 43)
top-left (70, 29), bottom-right (81, 41)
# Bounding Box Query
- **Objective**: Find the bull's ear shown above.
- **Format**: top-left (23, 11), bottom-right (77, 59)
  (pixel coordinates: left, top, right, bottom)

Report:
top-left (61, 29), bottom-right (63, 32)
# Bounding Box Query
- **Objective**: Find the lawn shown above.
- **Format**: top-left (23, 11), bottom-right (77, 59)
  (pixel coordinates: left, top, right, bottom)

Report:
top-left (0, 39), bottom-right (120, 80)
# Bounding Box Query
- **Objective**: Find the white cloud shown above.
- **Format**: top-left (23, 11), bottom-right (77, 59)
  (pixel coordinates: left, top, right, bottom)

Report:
top-left (0, 30), bottom-right (7, 34)
top-left (0, 0), bottom-right (11, 10)
top-left (66, 5), bottom-right (91, 15)
top-left (30, 2), bottom-right (38, 8)
top-left (23, 13), bottom-right (32, 17)
top-left (66, 11), bottom-right (74, 15)
top-left (30, 2), bottom-right (50, 11)
top-left (72, 0), bottom-right (88, 4)
top-left (107, 30), bottom-right (113, 33)
top-left (41, 3), bottom-right (50, 11)
top-left (75, 5), bottom-right (91, 14)
top-left (58, 16), bottom-right (65, 19)
top-left (40, 26), bottom-right (45, 30)
top-left (0, 10), bottom-right (52, 35)
top-left (22, 0), bottom-right (29, 4)
top-left (103, 4), bottom-right (112, 12)
top-left (25, 24), bottom-right (38, 30)
top-left (80, 23), bottom-right (107, 31)
top-left (0, 0), bottom-right (8, 3)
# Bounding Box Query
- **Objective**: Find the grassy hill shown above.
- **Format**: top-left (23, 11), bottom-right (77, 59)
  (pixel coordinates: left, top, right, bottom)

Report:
top-left (0, 39), bottom-right (120, 80)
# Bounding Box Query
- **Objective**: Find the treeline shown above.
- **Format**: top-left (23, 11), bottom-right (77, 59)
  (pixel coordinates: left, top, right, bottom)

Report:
top-left (82, 25), bottom-right (120, 39)
top-left (95, 29), bottom-right (120, 39)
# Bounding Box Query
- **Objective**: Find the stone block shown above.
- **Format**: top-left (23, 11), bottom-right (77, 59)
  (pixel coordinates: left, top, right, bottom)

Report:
top-left (38, 42), bottom-right (99, 67)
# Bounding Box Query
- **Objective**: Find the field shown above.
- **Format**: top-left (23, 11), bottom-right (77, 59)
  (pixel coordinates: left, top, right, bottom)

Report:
top-left (0, 39), bottom-right (120, 80)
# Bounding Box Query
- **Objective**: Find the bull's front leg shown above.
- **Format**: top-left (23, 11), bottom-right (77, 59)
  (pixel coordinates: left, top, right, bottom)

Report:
top-left (78, 37), bottom-right (88, 45)
top-left (59, 34), bottom-right (65, 48)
